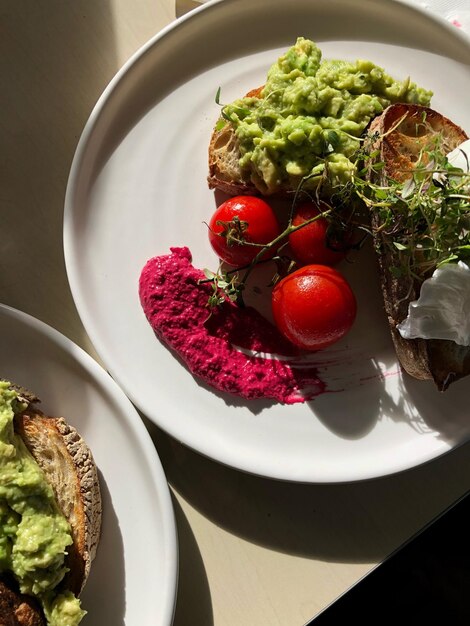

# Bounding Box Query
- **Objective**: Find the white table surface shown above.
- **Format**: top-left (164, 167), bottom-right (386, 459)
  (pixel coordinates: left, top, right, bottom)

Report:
top-left (1, 1), bottom-right (469, 624)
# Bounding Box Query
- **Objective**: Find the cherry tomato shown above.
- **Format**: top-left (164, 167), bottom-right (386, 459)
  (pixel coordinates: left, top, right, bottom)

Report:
top-left (288, 201), bottom-right (349, 266)
top-left (208, 196), bottom-right (281, 267)
top-left (271, 264), bottom-right (357, 351)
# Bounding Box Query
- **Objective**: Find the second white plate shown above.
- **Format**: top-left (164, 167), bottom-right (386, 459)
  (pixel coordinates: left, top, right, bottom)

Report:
top-left (0, 304), bottom-right (178, 625)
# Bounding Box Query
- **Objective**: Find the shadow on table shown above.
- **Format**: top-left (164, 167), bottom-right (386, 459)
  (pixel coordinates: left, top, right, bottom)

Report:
top-left (144, 415), bottom-right (470, 565)
top-left (171, 494), bottom-right (215, 626)
top-left (175, 0), bottom-right (204, 18)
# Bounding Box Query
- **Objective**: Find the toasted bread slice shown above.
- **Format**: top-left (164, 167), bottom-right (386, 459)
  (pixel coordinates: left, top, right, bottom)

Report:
top-left (208, 123), bottom-right (259, 196)
top-left (0, 574), bottom-right (45, 626)
top-left (208, 87), bottom-right (312, 196)
top-left (14, 409), bottom-right (102, 596)
top-left (367, 104), bottom-right (469, 390)
top-left (208, 86), bottom-right (266, 196)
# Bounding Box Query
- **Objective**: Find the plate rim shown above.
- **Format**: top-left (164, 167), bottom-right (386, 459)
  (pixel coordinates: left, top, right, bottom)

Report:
top-left (63, 0), bottom-right (470, 483)
top-left (0, 303), bottom-right (178, 626)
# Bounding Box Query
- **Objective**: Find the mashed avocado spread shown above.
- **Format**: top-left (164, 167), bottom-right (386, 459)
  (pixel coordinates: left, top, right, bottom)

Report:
top-left (222, 37), bottom-right (432, 194)
top-left (0, 381), bottom-right (85, 626)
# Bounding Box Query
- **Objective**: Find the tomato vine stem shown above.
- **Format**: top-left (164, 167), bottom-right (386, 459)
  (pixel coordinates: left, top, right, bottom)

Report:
top-left (235, 209), bottom-right (333, 306)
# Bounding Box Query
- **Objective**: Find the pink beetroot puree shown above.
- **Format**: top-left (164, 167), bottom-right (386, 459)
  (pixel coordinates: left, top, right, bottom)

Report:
top-left (139, 247), bottom-right (326, 404)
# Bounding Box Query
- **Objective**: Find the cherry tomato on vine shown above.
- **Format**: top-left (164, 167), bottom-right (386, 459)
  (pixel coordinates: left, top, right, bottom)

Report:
top-left (271, 264), bottom-right (357, 351)
top-left (288, 201), bottom-right (349, 266)
top-left (208, 196), bottom-right (281, 267)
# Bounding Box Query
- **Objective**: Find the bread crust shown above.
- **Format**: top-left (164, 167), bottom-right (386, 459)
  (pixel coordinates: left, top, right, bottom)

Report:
top-left (208, 86), bottom-right (262, 195)
top-left (207, 86), bottom-right (302, 197)
top-left (207, 125), bottom-right (259, 196)
top-left (0, 575), bottom-right (45, 626)
top-left (367, 104), bottom-right (470, 390)
top-left (0, 383), bottom-right (101, 624)
top-left (14, 410), bottom-right (102, 595)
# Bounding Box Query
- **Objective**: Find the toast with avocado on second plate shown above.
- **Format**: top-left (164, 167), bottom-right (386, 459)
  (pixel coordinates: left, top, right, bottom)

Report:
top-left (0, 381), bottom-right (102, 626)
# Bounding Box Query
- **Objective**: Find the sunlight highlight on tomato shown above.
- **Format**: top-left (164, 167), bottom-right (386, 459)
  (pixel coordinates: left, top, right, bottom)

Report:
top-left (208, 196), bottom-right (281, 266)
top-left (272, 264), bottom-right (357, 351)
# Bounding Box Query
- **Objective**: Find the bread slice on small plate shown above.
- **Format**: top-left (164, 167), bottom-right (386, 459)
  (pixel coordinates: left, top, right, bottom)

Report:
top-left (14, 408), bottom-right (102, 596)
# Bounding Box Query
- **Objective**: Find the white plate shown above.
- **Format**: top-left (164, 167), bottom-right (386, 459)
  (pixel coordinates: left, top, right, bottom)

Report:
top-left (0, 304), bottom-right (177, 625)
top-left (64, 0), bottom-right (470, 483)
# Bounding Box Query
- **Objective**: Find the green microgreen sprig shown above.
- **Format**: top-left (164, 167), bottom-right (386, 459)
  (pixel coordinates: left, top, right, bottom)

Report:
top-left (215, 87), bottom-right (251, 130)
top-left (203, 267), bottom-right (240, 308)
top-left (354, 130), bottom-right (470, 281)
